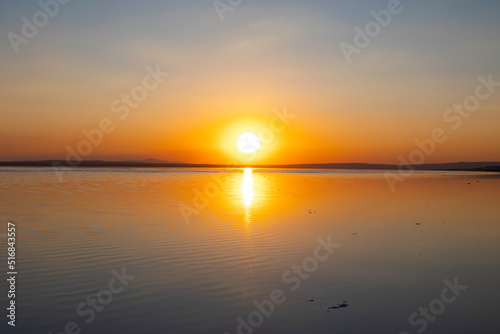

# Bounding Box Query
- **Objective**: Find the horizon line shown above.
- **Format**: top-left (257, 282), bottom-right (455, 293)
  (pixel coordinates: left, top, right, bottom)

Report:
top-left (1, 159), bottom-right (500, 169)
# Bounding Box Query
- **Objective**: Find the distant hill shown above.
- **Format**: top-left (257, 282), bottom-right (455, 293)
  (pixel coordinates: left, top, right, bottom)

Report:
top-left (1, 160), bottom-right (499, 171)
top-left (127, 158), bottom-right (184, 164)
top-left (284, 161), bottom-right (500, 170)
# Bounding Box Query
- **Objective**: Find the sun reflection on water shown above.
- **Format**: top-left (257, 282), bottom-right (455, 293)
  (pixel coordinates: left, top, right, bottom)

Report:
top-left (241, 168), bottom-right (255, 207)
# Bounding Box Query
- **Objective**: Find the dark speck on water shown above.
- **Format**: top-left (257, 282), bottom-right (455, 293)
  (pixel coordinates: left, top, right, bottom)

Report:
top-left (328, 301), bottom-right (349, 312)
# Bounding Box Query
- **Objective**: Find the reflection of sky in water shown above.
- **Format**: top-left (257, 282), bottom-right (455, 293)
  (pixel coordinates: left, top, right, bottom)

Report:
top-left (0, 168), bottom-right (499, 334)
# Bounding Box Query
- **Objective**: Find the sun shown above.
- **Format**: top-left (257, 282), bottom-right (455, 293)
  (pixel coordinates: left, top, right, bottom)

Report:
top-left (237, 132), bottom-right (260, 153)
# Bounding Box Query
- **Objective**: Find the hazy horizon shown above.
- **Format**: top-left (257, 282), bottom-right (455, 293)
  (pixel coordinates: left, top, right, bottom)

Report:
top-left (2, 157), bottom-right (500, 167)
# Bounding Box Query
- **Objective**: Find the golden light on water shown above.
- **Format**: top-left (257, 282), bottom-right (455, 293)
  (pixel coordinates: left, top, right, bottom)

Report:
top-left (241, 168), bottom-right (255, 206)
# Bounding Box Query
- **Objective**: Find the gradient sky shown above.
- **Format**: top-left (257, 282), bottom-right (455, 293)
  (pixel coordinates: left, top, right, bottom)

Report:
top-left (1, 0), bottom-right (499, 164)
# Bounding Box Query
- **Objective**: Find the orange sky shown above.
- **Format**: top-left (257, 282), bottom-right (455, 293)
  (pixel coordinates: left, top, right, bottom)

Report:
top-left (1, 1), bottom-right (499, 164)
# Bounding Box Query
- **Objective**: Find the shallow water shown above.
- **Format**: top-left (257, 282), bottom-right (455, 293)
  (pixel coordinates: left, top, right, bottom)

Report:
top-left (0, 167), bottom-right (499, 334)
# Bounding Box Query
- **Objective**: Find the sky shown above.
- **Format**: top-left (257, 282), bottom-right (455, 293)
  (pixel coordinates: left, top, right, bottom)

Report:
top-left (1, 0), bottom-right (499, 164)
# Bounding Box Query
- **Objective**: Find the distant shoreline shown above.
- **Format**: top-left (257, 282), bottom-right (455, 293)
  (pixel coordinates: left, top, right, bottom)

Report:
top-left (1, 160), bottom-right (499, 172)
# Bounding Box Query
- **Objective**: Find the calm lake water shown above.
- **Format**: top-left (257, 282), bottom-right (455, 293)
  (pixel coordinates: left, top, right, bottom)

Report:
top-left (0, 167), bottom-right (499, 334)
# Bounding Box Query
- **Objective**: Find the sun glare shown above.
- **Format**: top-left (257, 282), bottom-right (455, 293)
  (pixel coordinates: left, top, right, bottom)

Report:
top-left (237, 132), bottom-right (260, 154)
